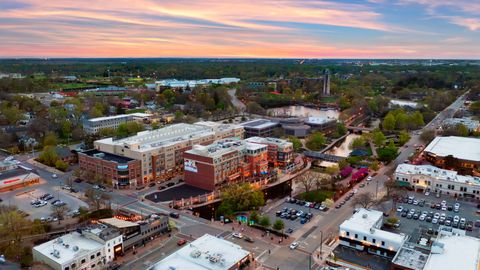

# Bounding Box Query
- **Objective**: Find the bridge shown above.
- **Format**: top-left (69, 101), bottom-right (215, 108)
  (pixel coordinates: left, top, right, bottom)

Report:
top-left (303, 151), bottom-right (345, 162)
top-left (346, 126), bottom-right (374, 132)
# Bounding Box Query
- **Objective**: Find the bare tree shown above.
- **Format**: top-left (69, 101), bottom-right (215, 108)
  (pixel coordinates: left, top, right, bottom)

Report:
top-left (297, 171), bottom-right (316, 193)
top-left (352, 192), bottom-right (376, 209)
top-left (384, 179), bottom-right (407, 211)
top-left (51, 205), bottom-right (70, 224)
top-left (85, 188), bottom-right (111, 210)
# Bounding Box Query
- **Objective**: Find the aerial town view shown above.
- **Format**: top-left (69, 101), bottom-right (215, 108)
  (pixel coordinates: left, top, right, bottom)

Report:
top-left (0, 1), bottom-right (480, 270)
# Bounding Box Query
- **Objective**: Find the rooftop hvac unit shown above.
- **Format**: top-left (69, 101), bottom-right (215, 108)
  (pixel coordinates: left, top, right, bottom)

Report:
top-left (52, 250), bottom-right (60, 258)
top-left (362, 214), bottom-right (368, 219)
top-left (73, 246), bottom-right (79, 251)
top-left (57, 238), bottom-right (63, 244)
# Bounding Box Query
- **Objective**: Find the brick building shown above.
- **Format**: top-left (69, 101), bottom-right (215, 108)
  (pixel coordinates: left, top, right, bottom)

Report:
top-left (78, 149), bottom-right (142, 189)
top-left (244, 136), bottom-right (294, 168)
top-left (183, 138), bottom-right (269, 190)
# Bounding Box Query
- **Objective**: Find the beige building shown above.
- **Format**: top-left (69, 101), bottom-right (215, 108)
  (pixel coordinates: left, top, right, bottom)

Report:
top-left (94, 121), bottom-right (244, 184)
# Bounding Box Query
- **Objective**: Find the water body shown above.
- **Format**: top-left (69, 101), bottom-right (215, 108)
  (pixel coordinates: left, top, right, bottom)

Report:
top-left (267, 105), bottom-right (340, 119)
top-left (326, 134), bottom-right (361, 157)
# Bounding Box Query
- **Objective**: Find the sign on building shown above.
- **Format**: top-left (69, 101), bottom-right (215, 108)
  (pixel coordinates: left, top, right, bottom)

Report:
top-left (184, 159), bottom-right (198, 173)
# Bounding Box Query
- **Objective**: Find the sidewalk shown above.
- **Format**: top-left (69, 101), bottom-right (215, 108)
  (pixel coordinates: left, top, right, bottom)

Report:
top-left (27, 158), bottom-right (65, 175)
top-left (226, 219), bottom-right (294, 247)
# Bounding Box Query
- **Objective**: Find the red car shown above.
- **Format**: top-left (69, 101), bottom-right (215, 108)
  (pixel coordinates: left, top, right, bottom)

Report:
top-left (177, 239), bottom-right (187, 246)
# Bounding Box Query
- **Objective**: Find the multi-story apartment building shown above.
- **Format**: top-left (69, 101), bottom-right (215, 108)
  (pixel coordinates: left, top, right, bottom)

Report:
top-left (183, 138), bottom-right (269, 190)
top-left (78, 149), bottom-right (142, 189)
top-left (245, 136), bottom-right (294, 168)
top-left (394, 164), bottom-right (480, 199)
top-left (83, 113), bottom-right (152, 134)
top-left (240, 119), bottom-right (279, 138)
top-left (423, 136), bottom-right (480, 175)
top-left (94, 122), bottom-right (244, 184)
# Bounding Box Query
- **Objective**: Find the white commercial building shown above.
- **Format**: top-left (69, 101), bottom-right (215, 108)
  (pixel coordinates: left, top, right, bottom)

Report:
top-left (155, 77), bottom-right (240, 90)
top-left (149, 234), bottom-right (251, 270)
top-left (423, 234), bottom-right (480, 270)
top-left (33, 225), bottom-right (123, 270)
top-left (394, 164), bottom-right (480, 199)
top-left (339, 208), bottom-right (407, 258)
top-left (389, 99), bottom-right (420, 109)
top-left (94, 122), bottom-right (244, 183)
top-left (442, 117), bottom-right (480, 132)
top-left (83, 113), bottom-right (153, 134)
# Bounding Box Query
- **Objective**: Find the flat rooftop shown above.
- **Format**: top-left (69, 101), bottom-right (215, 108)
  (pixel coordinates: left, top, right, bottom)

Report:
top-left (424, 136), bottom-right (480, 162)
top-left (186, 139), bottom-right (266, 158)
top-left (81, 149), bottom-right (135, 163)
top-left (424, 235), bottom-right (480, 270)
top-left (240, 119), bottom-right (278, 130)
top-left (305, 116), bottom-right (336, 125)
top-left (33, 232), bottom-right (103, 265)
top-left (149, 234), bottom-right (250, 270)
top-left (395, 164), bottom-right (480, 186)
top-left (245, 136), bottom-right (292, 148)
top-left (392, 243), bottom-right (430, 270)
top-left (87, 114), bottom-right (133, 122)
top-left (0, 167), bottom-right (34, 181)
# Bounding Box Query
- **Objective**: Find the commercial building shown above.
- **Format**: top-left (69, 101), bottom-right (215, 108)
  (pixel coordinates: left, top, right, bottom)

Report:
top-left (389, 99), bottom-right (420, 109)
top-left (148, 234), bottom-right (251, 270)
top-left (94, 122), bottom-right (244, 184)
top-left (305, 116), bottom-right (337, 132)
top-left (423, 136), bottom-right (480, 175)
top-left (245, 136), bottom-right (294, 167)
top-left (339, 208), bottom-right (407, 258)
top-left (33, 224), bottom-right (122, 270)
top-left (78, 149), bottom-right (142, 189)
top-left (155, 77), bottom-right (240, 90)
top-left (0, 161), bottom-right (40, 192)
top-left (83, 113), bottom-right (153, 134)
top-left (99, 215), bottom-right (169, 251)
top-left (183, 138), bottom-right (268, 190)
top-left (282, 124), bottom-right (310, 138)
top-left (442, 117), bottom-right (480, 132)
top-left (240, 119), bottom-right (279, 138)
top-left (394, 164), bottom-right (480, 199)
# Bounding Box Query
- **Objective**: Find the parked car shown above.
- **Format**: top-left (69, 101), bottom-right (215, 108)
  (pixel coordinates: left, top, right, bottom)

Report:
top-left (177, 239), bottom-right (187, 246)
top-left (169, 212), bottom-right (180, 218)
top-left (285, 228), bottom-right (294, 234)
top-left (243, 236), bottom-right (254, 243)
top-left (148, 182), bottom-right (156, 187)
top-left (232, 232), bottom-right (243, 239)
top-left (289, 242), bottom-right (299, 250)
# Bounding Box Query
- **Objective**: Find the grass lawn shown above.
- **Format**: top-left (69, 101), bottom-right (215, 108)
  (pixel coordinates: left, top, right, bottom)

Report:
top-left (126, 108), bottom-right (146, 114)
top-left (297, 190), bottom-right (335, 203)
top-left (53, 83), bottom-right (95, 89)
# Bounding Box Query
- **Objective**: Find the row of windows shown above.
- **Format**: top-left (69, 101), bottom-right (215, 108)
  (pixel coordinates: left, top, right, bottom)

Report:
top-left (345, 231), bottom-right (386, 247)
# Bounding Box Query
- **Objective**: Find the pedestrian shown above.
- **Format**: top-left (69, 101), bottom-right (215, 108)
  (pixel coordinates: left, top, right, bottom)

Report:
top-left (268, 249), bottom-right (271, 254)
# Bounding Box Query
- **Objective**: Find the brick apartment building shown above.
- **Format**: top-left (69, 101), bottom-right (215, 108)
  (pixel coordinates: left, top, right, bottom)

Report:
top-left (245, 136), bottom-right (294, 168)
top-left (78, 149), bottom-right (142, 189)
top-left (183, 139), bottom-right (269, 190)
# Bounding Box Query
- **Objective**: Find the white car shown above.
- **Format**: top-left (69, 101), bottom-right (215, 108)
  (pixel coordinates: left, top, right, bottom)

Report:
top-left (454, 202), bottom-right (460, 208)
top-left (232, 233), bottom-right (243, 239)
top-left (434, 213), bottom-right (440, 219)
top-left (366, 176), bottom-right (372, 181)
top-left (453, 216), bottom-right (460, 222)
top-left (441, 200), bottom-right (447, 206)
top-left (424, 191), bottom-right (430, 196)
top-left (289, 242), bottom-right (299, 250)
top-left (419, 215), bottom-right (426, 221)
top-left (441, 205), bottom-right (447, 211)
top-left (396, 206), bottom-right (404, 212)
top-left (413, 200), bottom-right (419, 205)
top-left (52, 174), bottom-right (58, 178)
top-left (432, 218), bottom-right (438, 224)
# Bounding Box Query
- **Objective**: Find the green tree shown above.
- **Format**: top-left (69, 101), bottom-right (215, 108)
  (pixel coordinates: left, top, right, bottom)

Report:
top-left (398, 130), bottom-right (411, 146)
top-left (55, 160), bottom-right (69, 171)
top-left (272, 219), bottom-right (285, 231)
top-left (410, 111), bottom-right (425, 129)
top-left (287, 136), bottom-right (302, 152)
top-left (382, 113), bottom-right (396, 131)
top-left (43, 132), bottom-right (58, 146)
top-left (306, 132), bottom-right (326, 151)
top-left (395, 112), bottom-right (409, 130)
top-left (336, 122), bottom-right (347, 136)
top-left (457, 124), bottom-right (469, 137)
top-left (246, 101), bottom-right (265, 115)
top-left (249, 210), bottom-right (259, 223)
top-left (259, 215), bottom-right (271, 228)
top-left (116, 121), bottom-right (144, 138)
top-left (1, 106), bottom-right (24, 124)
top-left (59, 120), bottom-right (72, 138)
top-left (217, 183), bottom-right (265, 217)
top-left (38, 146), bottom-right (59, 166)
top-left (349, 136), bottom-right (366, 150)
top-left (420, 129), bottom-right (435, 143)
top-left (372, 130), bottom-right (386, 146)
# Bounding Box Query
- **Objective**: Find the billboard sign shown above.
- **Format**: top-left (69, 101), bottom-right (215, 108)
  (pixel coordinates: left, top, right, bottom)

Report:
top-left (184, 159), bottom-right (198, 173)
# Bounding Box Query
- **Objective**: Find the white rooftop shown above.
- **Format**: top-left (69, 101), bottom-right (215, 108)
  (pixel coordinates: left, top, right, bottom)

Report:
top-left (87, 112), bottom-right (152, 122)
top-left (33, 232), bottom-right (103, 265)
top-left (395, 164), bottom-right (480, 186)
top-left (186, 139), bottom-right (266, 158)
top-left (389, 99), bottom-right (420, 108)
top-left (340, 209), bottom-right (406, 244)
top-left (240, 119), bottom-right (278, 130)
top-left (424, 136), bottom-right (480, 162)
top-left (305, 116), bottom-right (336, 125)
top-left (149, 234), bottom-right (250, 270)
top-left (245, 136), bottom-right (292, 148)
top-left (424, 235), bottom-right (480, 270)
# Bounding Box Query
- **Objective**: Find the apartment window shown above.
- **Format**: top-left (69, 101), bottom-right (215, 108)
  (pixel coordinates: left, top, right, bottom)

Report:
top-left (354, 234), bottom-right (358, 239)
top-left (381, 241), bottom-right (385, 246)
top-left (71, 263), bottom-right (76, 268)
top-left (91, 264), bottom-right (95, 268)
top-left (363, 236), bottom-right (367, 241)
top-left (372, 239), bottom-right (376, 244)
top-left (97, 252), bottom-right (101, 257)
top-left (91, 255), bottom-right (95, 259)
top-left (81, 259), bottom-right (86, 264)
top-left (64, 267), bottom-right (69, 270)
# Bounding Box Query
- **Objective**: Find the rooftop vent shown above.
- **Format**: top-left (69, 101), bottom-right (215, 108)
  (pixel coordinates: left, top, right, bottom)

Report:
top-left (56, 238), bottom-right (63, 244)
top-left (362, 214), bottom-right (368, 219)
top-left (52, 250), bottom-right (60, 258)
top-left (73, 246), bottom-right (79, 252)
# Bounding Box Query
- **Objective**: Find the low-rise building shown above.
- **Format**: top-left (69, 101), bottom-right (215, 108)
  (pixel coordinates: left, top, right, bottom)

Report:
top-left (155, 78), bottom-right (240, 90)
top-left (442, 117), bottom-right (480, 132)
top-left (99, 215), bottom-right (169, 251)
top-left (282, 124), bottom-right (310, 138)
top-left (94, 122), bottom-right (244, 184)
top-left (148, 234), bottom-right (251, 270)
top-left (339, 208), bottom-right (407, 258)
top-left (245, 136), bottom-right (294, 167)
top-left (423, 136), bottom-right (480, 175)
top-left (394, 164), bottom-right (480, 199)
top-left (83, 113), bottom-right (153, 134)
top-left (183, 138), bottom-right (268, 190)
top-left (240, 119), bottom-right (279, 138)
top-left (78, 149), bottom-right (142, 189)
top-left (0, 161), bottom-right (40, 192)
top-left (305, 116), bottom-right (337, 132)
top-left (33, 224), bottom-right (122, 270)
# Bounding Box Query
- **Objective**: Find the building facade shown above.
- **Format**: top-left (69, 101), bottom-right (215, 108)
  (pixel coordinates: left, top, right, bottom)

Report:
top-left (183, 139), bottom-right (269, 190)
top-left (0, 161), bottom-right (40, 192)
top-left (245, 137), bottom-right (294, 168)
top-left (78, 149), bottom-right (142, 189)
top-left (94, 122), bottom-right (244, 184)
top-left (394, 164), bottom-right (480, 199)
top-left (339, 208), bottom-right (407, 258)
top-left (83, 113), bottom-right (152, 134)
top-left (423, 136), bottom-right (480, 175)
top-left (240, 119), bottom-right (279, 138)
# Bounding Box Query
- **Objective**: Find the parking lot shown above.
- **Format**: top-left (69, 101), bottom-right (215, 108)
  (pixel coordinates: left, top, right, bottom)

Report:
top-left (392, 192), bottom-right (480, 239)
top-left (0, 181), bottom-right (88, 220)
top-left (264, 198), bottom-right (329, 234)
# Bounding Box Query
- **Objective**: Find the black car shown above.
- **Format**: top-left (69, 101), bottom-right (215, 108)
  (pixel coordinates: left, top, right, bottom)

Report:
top-left (148, 182), bottom-right (156, 187)
top-left (290, 215), bottom-right (297, 220)
top-left (285, 228), bottom-right (294, 234)
top-left (169, 212), bottom-right (180, 218)
top-left (244, 236), bottom-right (254, 243)
top-left (276, 211), bottom-right (282, 216)
top-left (158, 185), bottom-right (166, 190)
top-left (74, 178), bottom-right (83, 183)
top-left (70, 188), bottom-right (78, 193)
top-left (166, 182), bottom-right (175, 187)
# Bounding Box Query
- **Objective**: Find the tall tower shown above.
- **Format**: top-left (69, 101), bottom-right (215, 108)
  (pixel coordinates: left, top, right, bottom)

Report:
top-left (323, 69), bottom-right (330, 96)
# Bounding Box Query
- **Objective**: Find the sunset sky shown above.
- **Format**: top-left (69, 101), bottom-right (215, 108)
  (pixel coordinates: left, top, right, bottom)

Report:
top-left (1, 0), bottom-right (479, 58)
